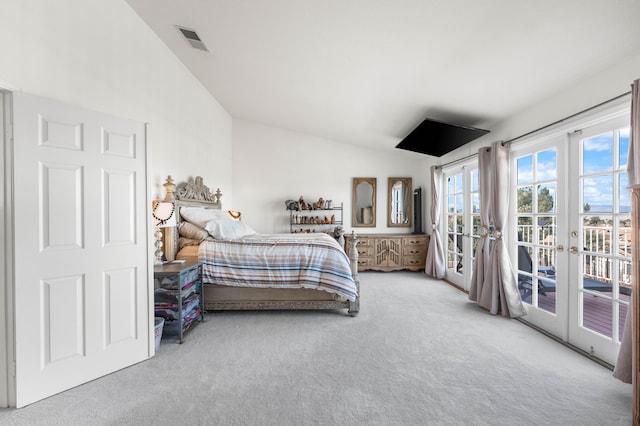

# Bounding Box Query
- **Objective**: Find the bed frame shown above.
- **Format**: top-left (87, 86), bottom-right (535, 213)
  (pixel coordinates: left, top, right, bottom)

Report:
top-left (161, 176), bottom-right (360, 316)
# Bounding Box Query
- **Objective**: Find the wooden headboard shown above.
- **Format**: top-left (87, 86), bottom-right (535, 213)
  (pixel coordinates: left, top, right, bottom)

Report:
top-left (160, 175), bottom-right (223, 261)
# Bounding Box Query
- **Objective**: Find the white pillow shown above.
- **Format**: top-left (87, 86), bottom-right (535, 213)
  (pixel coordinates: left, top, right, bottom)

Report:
top-left (205, 219), bottom-right (257, 240)
top-left (180, 207), bottom-right (227, 228)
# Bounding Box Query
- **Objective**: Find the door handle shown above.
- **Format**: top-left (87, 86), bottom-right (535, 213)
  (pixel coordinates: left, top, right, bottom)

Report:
top-left (557, 245), bottom-right (564, 253)
top-left (569, 246), bottom-right (579, 254)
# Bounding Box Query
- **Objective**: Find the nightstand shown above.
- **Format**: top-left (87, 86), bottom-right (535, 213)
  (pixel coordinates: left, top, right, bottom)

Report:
top-left (154, 261), bottom-right (204, 343)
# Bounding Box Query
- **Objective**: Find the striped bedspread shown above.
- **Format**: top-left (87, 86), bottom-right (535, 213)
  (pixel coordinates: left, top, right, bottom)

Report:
top-left (198, 233), bottom-right (357, 301)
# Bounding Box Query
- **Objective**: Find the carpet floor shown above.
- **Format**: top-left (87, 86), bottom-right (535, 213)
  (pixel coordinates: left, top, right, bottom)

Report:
top-left (0, 271), bottom-right (632, 425)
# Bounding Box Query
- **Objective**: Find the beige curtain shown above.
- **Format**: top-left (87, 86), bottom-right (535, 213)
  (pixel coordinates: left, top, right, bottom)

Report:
top-left (426, 165), bottom-right (445, 278)
top-left (613, 78), bottom-right (639, 383)
top-left (478, 142), bottom-right (526, 317)
top-left (469, 147), bottom-right (492, 302)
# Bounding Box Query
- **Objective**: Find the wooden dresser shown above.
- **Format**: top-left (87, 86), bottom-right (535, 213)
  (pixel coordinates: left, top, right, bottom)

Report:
top-left (344, 233), bottom-right (429, 272)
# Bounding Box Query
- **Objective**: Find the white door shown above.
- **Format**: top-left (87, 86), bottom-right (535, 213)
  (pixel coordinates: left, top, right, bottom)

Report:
top-left (511, 137), bottom-right (568, 339)
top-left (567, 116), bottom-right (631, 364)
top-left (512, 109), bottom-right (630, 365)
top-left (443, 162), bottom-right (479, 290)
top-left (11, 93), bottom-right (151, 407)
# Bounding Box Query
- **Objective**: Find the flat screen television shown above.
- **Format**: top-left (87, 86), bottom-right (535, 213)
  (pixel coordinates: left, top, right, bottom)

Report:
top-left (396, 118), bottom-right (489, 157)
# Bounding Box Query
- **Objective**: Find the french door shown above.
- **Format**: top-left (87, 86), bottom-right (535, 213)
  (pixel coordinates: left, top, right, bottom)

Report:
top-left (567, 116), bottom-right (631, 363)
top-left (512, 137), bottom-right (568, 339)
top-left (443, 162), bottom-right (479, 290)
top-left (512, 110), bottom-right (631, 365)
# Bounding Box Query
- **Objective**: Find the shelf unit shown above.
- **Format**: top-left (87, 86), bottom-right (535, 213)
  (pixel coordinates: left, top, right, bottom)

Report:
top-left (154, 260), bottom-right (204, 344)
top-left (289, 202), bottom-right (343, 234)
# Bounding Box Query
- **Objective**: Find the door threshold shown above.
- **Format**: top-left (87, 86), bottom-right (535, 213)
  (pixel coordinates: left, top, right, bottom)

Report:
top-left (517, 318), bottom-right (614, 370)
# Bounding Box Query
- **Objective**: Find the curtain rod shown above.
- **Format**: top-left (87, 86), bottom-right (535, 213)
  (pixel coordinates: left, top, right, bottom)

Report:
top-left (502, 90), bottom-right (631, 146)
top-left (436, 89), bottom-right (632, 170)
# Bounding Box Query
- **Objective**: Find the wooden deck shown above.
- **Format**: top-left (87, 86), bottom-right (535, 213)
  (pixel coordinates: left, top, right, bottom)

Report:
top-left (520, 278), bottom-right (630, 340)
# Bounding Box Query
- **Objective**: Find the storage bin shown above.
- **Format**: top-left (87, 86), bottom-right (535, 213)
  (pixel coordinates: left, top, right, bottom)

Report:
top-left (154, 317), bottom-right (165, 350)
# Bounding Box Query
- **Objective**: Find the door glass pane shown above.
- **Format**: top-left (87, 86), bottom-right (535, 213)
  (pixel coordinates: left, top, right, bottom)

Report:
top-left (472, 169), bottom-right (479, 192)
top-left (472, 215), bottom-right (481, 236)
top-left (537, 183), bottom-right (556, 213)
top-left (582, 292), bottom-right (613, 338)
top-left (583, 216), bottom-right (612, 255)
top-left (583, 132), bottom-right (613, 174)
top-left (583, 175), bottom-right (613, 213)
top-left (583, 255), bottom-right (612, 289)
top-left (517, 186), bottom-right (533, 213)
top-left (517, 245), bottom-right (533, 304)
top-left (517, 156), bottom-right (533, 184)
top-left (472, 193), bottom-right (479, 214)
top-left (619, 217), bottom-right (632, 260)
top-left (517, 216), bottom-right (533, 243)
top-left (618, 258), bottom-right (632, 296)
top-left (538, 216), bottom-right (555, 246)
top-left (455, 194), bottom-right (463, 213)
top-left (537, 149), bottom-right (557, 180)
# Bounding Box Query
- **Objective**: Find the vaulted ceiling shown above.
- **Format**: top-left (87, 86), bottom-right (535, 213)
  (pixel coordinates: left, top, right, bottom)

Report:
top-left (126, 0), bottom-right (640, 156)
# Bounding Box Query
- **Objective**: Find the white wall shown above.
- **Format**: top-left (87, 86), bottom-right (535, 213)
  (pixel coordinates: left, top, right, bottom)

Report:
top-left (232, 119), bottom-right (434, 234)
top-left (0, 0), bottom-right (232, 202)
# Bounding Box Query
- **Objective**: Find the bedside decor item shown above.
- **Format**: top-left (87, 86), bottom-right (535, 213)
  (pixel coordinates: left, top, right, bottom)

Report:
top-left (152, 200), bottom-right (177, 264)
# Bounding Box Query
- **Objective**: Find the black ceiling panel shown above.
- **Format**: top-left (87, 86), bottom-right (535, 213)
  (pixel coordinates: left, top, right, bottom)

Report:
top-left (396, 118), bottom-right (489, 157)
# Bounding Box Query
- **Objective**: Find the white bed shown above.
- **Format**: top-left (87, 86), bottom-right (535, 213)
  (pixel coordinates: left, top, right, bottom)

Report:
top-left (163, 176), bottom-right (360, 316)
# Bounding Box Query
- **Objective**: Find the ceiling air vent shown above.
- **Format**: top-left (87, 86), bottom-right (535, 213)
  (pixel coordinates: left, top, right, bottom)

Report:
top-left (177, 26), bottom-right (208, 52)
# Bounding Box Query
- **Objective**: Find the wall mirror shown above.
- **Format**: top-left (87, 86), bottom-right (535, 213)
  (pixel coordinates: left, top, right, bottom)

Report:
top-left (352, 177), bottom-right (376, 227)
top-left (388, 177), bottom-right (412, 227)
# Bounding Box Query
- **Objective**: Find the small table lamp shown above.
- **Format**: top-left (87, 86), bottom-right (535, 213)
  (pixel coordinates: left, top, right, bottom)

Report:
top-left (152, 201), bottom-right (176, 264)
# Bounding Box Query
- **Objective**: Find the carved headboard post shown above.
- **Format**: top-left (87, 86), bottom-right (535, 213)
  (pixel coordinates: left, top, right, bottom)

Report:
top-left (163, 175), bottom-right (176, 202)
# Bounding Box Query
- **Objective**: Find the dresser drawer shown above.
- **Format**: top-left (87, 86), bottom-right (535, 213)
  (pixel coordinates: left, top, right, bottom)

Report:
top-left (355, 236), bottom-right (374, 248)
top-left (402, 246), bottom-right (426, 257)
top-left (403, 236), bottom-right (428, 247)
top-left (356, 246), bottom-right (374, 257)
top-left (356, 257), bottom-right (376, 268)
top-left (402, 256), bottom-right (426, 268)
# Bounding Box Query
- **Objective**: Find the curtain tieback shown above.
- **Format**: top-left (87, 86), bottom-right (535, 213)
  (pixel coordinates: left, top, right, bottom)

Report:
top-left (494, 227), bottom-right (503, 240)
top-left (432, 223), bottom-right (438, 231)
top-left (479, 225), bottom-right (490, 237)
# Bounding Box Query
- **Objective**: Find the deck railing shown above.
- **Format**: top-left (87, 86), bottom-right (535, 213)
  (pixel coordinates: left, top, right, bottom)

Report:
top-left (516, 224), bottom-right (632, 289)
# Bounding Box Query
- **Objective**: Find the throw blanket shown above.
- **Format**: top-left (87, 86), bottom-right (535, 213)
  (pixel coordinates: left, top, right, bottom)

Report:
top-left (198, 233), bottom-right (357, 301)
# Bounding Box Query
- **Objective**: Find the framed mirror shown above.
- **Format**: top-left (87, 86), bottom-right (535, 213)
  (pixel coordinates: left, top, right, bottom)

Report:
top-left (352, 177), bottom-right (376, 227)
top-left (388, 177), bottom-right (412, 227)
